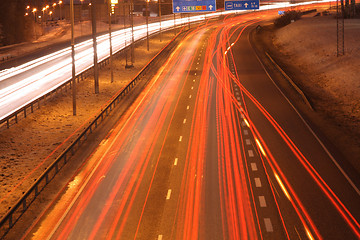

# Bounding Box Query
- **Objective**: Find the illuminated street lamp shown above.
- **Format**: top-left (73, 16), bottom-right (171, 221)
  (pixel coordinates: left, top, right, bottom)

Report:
top-left (109, 0), bottom-right (117, 83)
top-left (59, 0), bottom-right (63, 20)
top-left (42, 7), bottom-right (46, 24)
top-left (32, 8), bottom-right (37, 22)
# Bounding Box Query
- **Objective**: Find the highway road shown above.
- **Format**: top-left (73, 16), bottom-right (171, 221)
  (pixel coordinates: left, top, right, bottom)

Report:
top-left (0, 1), bottom-right (323, 123)
top-left (17, 8), bottom-right (360, 240)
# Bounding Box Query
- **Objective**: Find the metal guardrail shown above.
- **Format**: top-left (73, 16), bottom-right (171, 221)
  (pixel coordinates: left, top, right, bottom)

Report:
top-left (0, 29), bottom-right (181, 239)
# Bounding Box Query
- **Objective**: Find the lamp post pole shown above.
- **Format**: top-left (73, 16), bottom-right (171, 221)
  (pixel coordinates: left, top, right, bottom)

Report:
top-left (59, 1), bottom-right (62, 20)
top-left (159, 0), bottom-right (162, 41)
top-left (146, 0), bottom-right (149, 51)
top-left (108, 0), bottom-right (114, 83)
top-left (91, 1), bottom-right (100, 93)
top-left (70, 0), bottom-right (76, 115)
top-left (131, 0), bottom-right (135, 64)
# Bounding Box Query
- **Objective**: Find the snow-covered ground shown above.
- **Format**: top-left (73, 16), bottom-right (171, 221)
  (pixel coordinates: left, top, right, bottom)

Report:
top-left (273, 13), bottom-right (360, 168)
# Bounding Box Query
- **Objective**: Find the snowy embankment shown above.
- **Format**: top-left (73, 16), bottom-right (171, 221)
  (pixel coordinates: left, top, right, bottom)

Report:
top-left (273, 14), bottom-right (360, 166)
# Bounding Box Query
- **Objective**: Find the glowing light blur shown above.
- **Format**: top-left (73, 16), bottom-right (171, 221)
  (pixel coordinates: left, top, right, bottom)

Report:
top-left (0, 0), bottom-right (332, 122)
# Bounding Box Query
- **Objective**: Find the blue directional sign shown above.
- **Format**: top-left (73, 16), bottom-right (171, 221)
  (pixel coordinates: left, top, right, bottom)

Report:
top-left (224, 0), bottom-right (259, 10)
top-left (173, 0), bottom-right (216, 13)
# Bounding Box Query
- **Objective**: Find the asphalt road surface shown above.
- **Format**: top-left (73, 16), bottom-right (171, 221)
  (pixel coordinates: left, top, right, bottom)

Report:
top-left (20, 10), bottom-right (360, 240)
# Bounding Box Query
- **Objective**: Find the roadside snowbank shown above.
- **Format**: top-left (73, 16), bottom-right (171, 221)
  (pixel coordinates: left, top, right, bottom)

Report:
top-left (273, 14), bottom-right (360, 165)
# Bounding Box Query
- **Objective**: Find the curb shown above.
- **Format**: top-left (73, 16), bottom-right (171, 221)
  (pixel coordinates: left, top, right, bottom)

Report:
top-left (265, 51), bottom-right (314, 111)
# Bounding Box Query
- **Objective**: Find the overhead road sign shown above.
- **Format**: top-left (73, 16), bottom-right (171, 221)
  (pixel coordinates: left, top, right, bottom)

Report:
top-left (224, 0), bottom-right (259, 10)
top-left (173, 0), bottom-right (216, 13)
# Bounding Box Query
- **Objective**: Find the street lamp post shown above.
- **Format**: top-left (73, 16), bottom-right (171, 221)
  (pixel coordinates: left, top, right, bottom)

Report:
top-left (91, 1), bottom-right (100, 93)
top-left (174, 13), bottom-right (176, 35)
top-left (146, 0), bottom-right (149, 51)
top-left (32, 8), bottom-right (37, 22)
top-left (108, 0), bottom-right (114, 83)
top-left (32, 8), bottom-right (38, 39)
top-left (158, 0), bottom-right (162, 41)
top-left (130, 0), bottom-right (135, 64)
top-left (80, 0), bottom-right (84, 35)
top-left (70, 0), bottom-right (76, 115)
top-left (59, 0), bottom-right (63, 20)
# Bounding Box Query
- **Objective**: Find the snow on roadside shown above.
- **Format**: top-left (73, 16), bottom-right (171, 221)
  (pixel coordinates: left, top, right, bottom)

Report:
top-left (273, 14), bottom-right (360, 166)
top-left (274, 16), bottom-right (360, 105)
top-left (0, 32), bottom-right (174, 219)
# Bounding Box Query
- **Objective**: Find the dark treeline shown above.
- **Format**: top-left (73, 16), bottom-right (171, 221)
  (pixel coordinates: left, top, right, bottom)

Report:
top-left (0, 0), bottom-right (33, 46)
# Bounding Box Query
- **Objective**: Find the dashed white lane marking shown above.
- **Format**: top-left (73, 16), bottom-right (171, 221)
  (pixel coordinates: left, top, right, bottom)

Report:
top-left (235, 91), bottom-right (240, 96)
top-left (248, 150), bottom-right (254, 157)
top-left (259, 196), bottom-right (267, 207)
top-left (241, 121), bottom-right (246, 127)
top-left (187, 105), bottom-right (190, 110)
top-left (194, 73), bottom-right (197, 76)
top-left (264, 218), bottom-right (274, 232)
top-left (197, 62), bottom-right (199, 65)
top-left (174, 158), bottom-right (178, 166)
top-left (158, 235), bottom-right (163, 240)
top-left (179, 136), bottom-right (183, 142)
top-left (236, 97), bottom-right (241, 101)
top-left (183, 119), bottom-right (186, 124)
top-left (191, 86), bottom-right (194, 90)
top-left (166, 189), bottom-right (172, 200)
top-left (193, 79), bottom-right (196, 82)
top-left (189, 95), bottom-right (192, 99)
top-left (244, 129), bottom-right (249, 135)
top-left (255, 178), bottom-right (262, 187)
top-left (251, 163), bottom-right (258, 171)
top-left (246, 139), bottom-right (251, 145)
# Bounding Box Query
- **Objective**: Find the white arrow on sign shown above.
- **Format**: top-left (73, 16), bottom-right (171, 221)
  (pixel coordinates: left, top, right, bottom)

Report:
top-left (209, 5), bottom-right (213, 10)
top-left (176, 6), bottom-right (180, 11)
top-left (244, 3), bottom-right (248, 7)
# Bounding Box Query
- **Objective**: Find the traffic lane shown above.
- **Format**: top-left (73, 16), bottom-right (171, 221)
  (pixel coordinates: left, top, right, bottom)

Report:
top-left (23, 28), bottom-right (205, 240)
top-left (156, 16), bottom-right (284, 240)
top-left (52, 32), bottom-right (202, 239)
top-left (213, 19), bottom-right (289, 239)
top-left (229, 23), bottom-right (360, 238)
top-left (153, 26), bottom-right (216, 240)
top-left (128, 25), bottom-right (215, 240)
